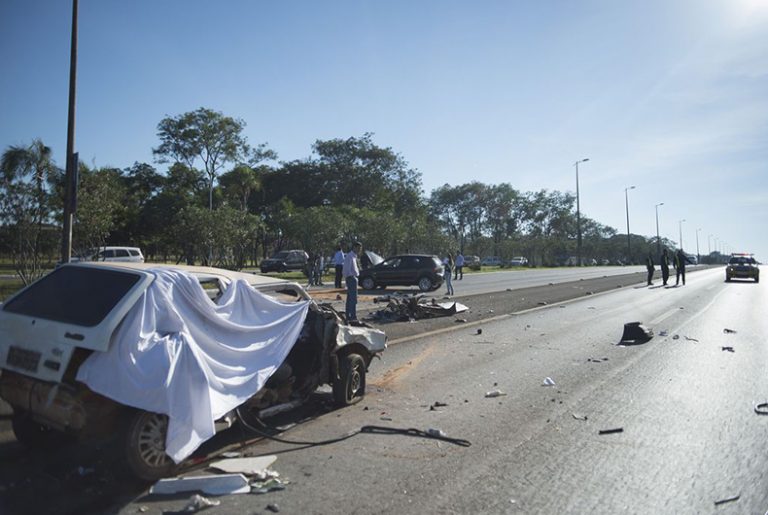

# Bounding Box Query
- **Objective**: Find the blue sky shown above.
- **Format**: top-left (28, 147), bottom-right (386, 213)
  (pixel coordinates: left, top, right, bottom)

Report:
top-left (2, 0), bottom-right (766, 259)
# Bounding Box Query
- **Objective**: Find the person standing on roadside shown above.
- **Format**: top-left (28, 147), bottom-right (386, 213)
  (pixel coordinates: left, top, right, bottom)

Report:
top-left (455, 251), bottom-right (465, 280)
top-left (305, 251), bottom-right (316, 288)
top-left (674, 248), bottom-right (691, 286)
top-left (343, 242), bottom-right (362, 321)
top-left (645, 251), bottom-right (655, 286)
top-left (660, 248), bottom-right (670, 286)
top-left (332, 244), bottom-right (345, 289)
top-left (315, 253), bottom-right (324, 286)
top-left (443, 252), bottom-right (455, 296)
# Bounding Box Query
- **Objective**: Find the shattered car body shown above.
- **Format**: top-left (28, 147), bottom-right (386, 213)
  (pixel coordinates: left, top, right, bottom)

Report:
top-left (0, 262), bottom-right (386, 480)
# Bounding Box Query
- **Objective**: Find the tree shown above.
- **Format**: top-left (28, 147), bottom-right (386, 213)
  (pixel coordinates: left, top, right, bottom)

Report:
top-left (72, 166), bottom-right (126, 257)
top-left (153, 107), bottom-right (275, 210)
top-left (0, 139), bottom-right (61, 284)
top-left (219, 164), bottom-right (263, 211)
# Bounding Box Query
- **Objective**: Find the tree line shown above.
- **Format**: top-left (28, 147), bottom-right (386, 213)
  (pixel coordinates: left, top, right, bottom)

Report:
top-left (2, 107), bottom-right (686, 283)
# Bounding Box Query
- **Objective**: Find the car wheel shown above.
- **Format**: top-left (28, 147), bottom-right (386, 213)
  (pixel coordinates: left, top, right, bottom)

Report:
top-left (123, 410), bottom-right (177, 481)
top-left (333, 353), bottom-right (366, 407)
top-left (725, 276), bottom-right (731, 282)
top-left (418, 276), bottom-right (433, 292)
top-left (361, 277), bottom-right (376, 290)
top-left (11, 411), bottom-right (70, 449)
top-left (756, 276), bottom-right (760, 283)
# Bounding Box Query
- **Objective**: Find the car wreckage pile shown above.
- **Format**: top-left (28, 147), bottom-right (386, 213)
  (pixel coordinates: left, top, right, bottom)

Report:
top-left (368, 293), bottom-right (469, 322)
top-left (0, 263), bottom-right (386, 480)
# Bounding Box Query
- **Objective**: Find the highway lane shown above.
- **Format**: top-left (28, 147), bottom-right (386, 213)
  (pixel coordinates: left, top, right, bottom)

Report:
top-left (113, 266), bottom-right (766, 514)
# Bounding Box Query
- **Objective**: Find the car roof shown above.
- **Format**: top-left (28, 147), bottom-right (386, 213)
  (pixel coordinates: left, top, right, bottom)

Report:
top-left (76, 261), bottom-right (288, 287)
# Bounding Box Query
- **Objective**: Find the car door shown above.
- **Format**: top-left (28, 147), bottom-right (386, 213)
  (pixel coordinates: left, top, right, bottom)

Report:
top-left (373, 257), bottom-right (402, 286)
top-left (397, 256), bottom-right (422, 285)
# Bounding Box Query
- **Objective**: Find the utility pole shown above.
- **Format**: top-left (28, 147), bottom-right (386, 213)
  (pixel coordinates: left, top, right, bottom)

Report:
top-left (60, 0), bottom-right (79, 263)
top-left (624, 186), bottom-right (635, 263)
top-left (574, 158), bottom-right (589, 266)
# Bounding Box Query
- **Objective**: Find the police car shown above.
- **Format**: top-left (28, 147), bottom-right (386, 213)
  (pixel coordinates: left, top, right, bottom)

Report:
top-left (725, 253), bottom-right (759, 283)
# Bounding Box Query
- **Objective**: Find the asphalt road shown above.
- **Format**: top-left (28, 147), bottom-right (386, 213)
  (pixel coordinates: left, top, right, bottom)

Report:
top-left (4, 265), bottom-right (767, 514)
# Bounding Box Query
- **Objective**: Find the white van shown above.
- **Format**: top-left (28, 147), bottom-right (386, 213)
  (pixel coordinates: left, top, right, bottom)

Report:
top-left (75, 246), bottom-right (145, 263)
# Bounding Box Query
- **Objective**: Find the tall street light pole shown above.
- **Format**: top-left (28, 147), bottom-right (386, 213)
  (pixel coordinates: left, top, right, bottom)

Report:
top-left (60, 0), bottom-right (79, 263)
top-left (696, 228), bottom-right (701, 264)
top-left (678, 219), bottom-right (686, 250)
top-left (708, 234), bottom-right (712, 255)
top-left (574, 158), bottom-right (589, 266)
top-left (655, 202), bottom-right (664, 259)
top-left (624, 186), bottom-right (635, 263)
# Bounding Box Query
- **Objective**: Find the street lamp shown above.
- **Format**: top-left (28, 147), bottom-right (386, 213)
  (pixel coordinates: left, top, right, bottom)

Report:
top-left (696, 228), bottom-right (701, 264)
top-left (655, 203), bottom-right (664, 258)
top-left (574, 158), bottom-right (589, 266)
top-left (624, 186), bottom-right (635, 263)
top-left (678, 219), bottom-right (686, 250)
top-left (708, 234), bottom-right (712, 255)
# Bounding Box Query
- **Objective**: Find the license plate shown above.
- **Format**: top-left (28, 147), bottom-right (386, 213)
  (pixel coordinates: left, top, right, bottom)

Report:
top-left (7, 346), bottom-right (41, 373)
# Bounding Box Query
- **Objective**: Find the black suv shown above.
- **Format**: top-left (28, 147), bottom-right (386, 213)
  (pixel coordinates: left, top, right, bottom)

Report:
top-left (359, 254), bottom-right (444, 291)
top-left (260, 250), bottom-right (308, 273)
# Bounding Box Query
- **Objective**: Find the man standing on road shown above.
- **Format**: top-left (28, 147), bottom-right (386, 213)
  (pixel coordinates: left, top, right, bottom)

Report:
top-left (343, 242), bottom-right (362, 321)
top-left (332, 244), bottom-right (345, 289)
top-left (674, 248), bottom-right (690, 286)
top-left (660, 248), bottom-right (670, 286)
top-left (645, 251), bottom-right (655, 286)
top-left (455, 251), bottom-right (465, 280)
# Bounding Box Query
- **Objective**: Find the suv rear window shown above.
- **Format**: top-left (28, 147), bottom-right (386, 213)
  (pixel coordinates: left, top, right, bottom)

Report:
top-left (2, 267), bottom-right (141, 327)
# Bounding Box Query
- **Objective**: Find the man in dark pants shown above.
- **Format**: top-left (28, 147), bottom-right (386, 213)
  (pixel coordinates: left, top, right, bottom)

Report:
top-left (674, 248), bottom-right (691, 286)
top-left (332, 244), bottom-right (345, 289)
top-left (645, 252), bottom-right (655, 286)
top-left (343, 242), bottom-right (362, 321)
top-left (660, 248), bottom-right (670, 286)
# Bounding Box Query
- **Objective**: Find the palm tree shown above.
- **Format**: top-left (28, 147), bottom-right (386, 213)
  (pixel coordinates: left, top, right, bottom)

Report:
top-left (1, 139), bottom-right (61, 283)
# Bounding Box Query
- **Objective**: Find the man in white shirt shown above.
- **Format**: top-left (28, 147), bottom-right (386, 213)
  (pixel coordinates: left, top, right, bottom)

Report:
top-left (342, 242), bottom-right (362, 321)
top-left (332, 245), bottom-right (345, 288)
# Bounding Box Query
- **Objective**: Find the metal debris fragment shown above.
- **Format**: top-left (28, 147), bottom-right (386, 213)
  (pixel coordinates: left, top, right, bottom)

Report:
top-left (485, 390), bottom-right (507, 398)
top-left (181, 494), bottom-right (221, 512)
top-left (572, 413), bottom-right (588, 421)
top-left (369, 293), bottom-right (468, 322)
top-left (542, 377), bottom-right (556, 387)
top-left (721, 346), bottom-right (735, 353)
top-left (723, 328), bottom-right (737, 334)
top-left (754, 402), bottom-right (768, 415)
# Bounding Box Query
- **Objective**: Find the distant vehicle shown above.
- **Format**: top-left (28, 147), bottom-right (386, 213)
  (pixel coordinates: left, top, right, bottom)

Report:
top-left (685, 253), bottom-right (698, 265)
top-left (481, 256), bottom-right (503, 266)
top-left (358, 254), bottom-right (444, 292)
top-left (72, 246), bottom-right (144, 263)
top-left (260, 250), bottom-right (308, 273)
top-left (725, 253), bottom-right (759, 282)
top-left (508, 256), bottom-right (528, 267)
top-left (464, 255), bottom-right (481, 267)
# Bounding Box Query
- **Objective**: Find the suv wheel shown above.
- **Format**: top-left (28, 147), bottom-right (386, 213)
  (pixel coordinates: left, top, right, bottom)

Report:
top-left (418, 276), bottom-right (434, 292)
top-left (123, 410), bottom-right (177, 481)
top-left (361, 277), bottom-right (376, 290)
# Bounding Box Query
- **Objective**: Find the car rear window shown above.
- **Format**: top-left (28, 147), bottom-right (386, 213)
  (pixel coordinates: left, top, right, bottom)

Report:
top-left (2, 266), bottom-right (142, 327)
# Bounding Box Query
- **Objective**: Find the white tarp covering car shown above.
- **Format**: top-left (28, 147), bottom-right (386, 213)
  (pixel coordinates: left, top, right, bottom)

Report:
top-left (0, 262), bottom-right (386, 480)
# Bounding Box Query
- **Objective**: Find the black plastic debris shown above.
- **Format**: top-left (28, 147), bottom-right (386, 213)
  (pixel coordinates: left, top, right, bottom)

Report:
top-left (598, 427), bottom-right (623, 435)
top-left (721, 346), bottom-right (735, 353)
top-left (476, 328), bottom-right (483, 335)
top-left (713, 494), bottom-right (739, 506)
top-left (723, 328), bottom-right (737, 334)
top-left (618, 322), bottom-right (653, 345)
top-left (754, 402), bottom-right (768, 415)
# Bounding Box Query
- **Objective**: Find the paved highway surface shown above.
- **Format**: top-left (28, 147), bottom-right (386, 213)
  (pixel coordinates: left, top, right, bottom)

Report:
top-left (4, 265), bottom-right (767, 514)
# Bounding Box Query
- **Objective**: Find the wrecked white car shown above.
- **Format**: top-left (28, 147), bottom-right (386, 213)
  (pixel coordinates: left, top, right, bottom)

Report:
top-left (0, 262), bottom-right (386, 480)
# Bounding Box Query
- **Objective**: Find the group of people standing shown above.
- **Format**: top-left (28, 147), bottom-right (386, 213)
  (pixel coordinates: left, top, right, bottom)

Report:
top-left (646, 248), bottom-right (692, 287)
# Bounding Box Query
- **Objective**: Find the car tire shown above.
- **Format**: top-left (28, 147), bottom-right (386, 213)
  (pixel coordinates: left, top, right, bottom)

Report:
top-left (725, 276), bottom-right (731, 282)
top-left (11, 411), bottom-right (71, 449)
top-left (361, 277), bottom-right (376, 290)
top-left (756, 276), bottom-right (760, 283)
top-left (333, 353), bottom-right (366, 407)
top-left (123, 410), bottom-right (177, 481)
top-left (418, 276), bottom-right (433, 292)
